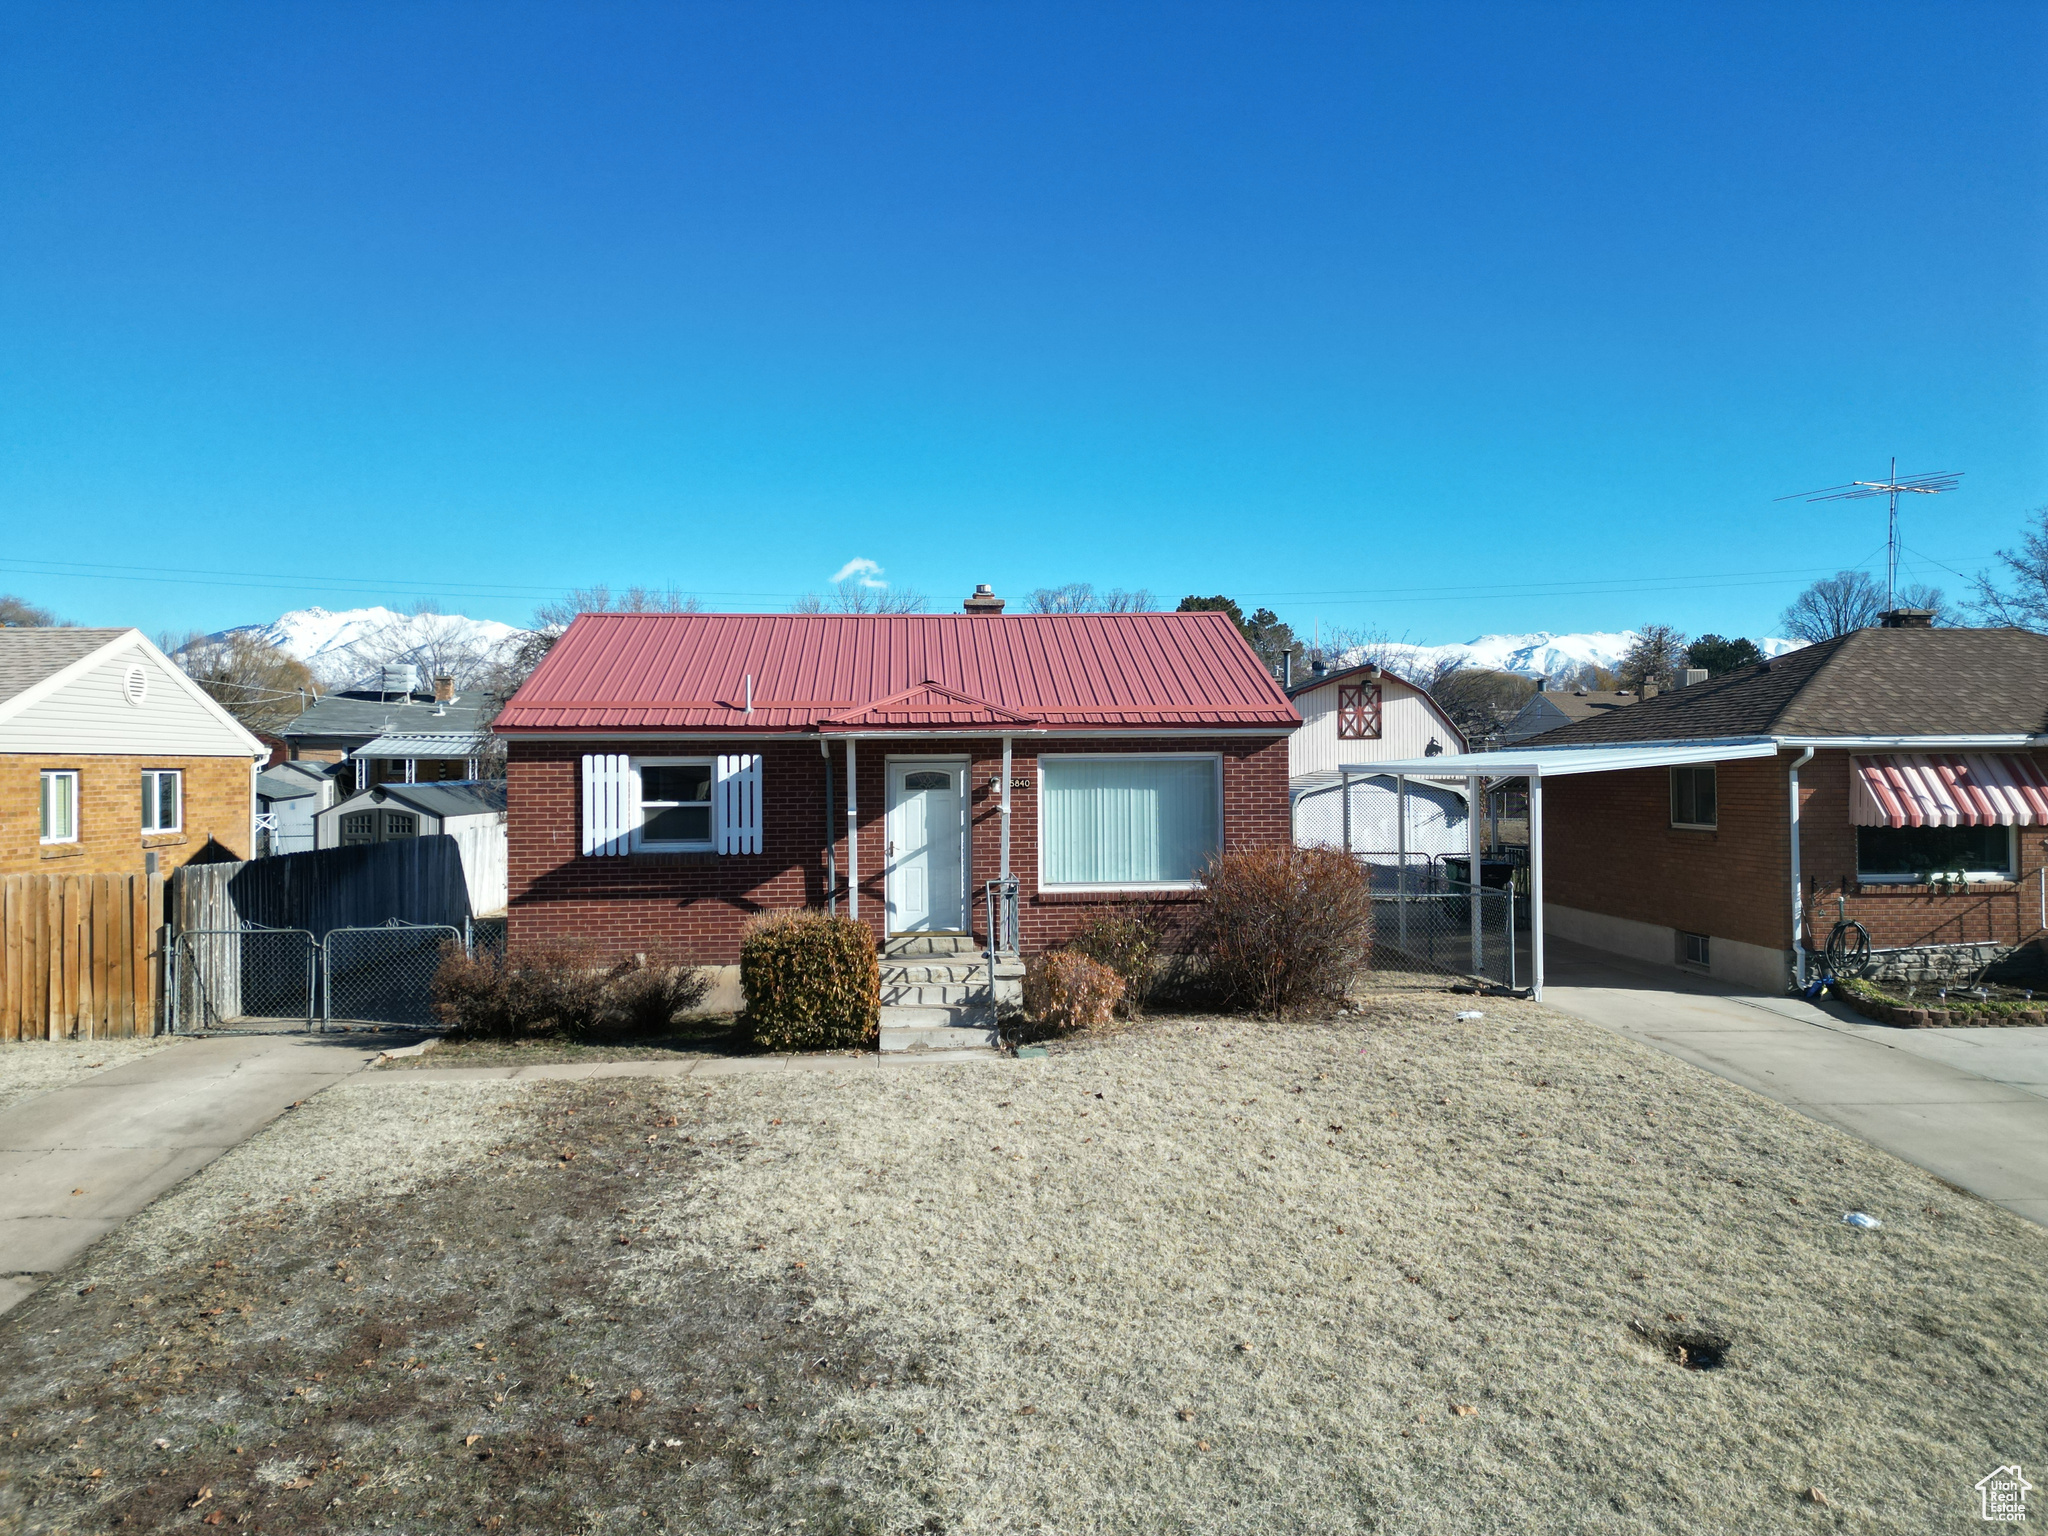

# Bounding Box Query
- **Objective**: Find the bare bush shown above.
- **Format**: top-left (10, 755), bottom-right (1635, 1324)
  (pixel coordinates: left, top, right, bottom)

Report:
top-left (1068, 912), bottom-right (1160, 1017)
top-left (430, 941), bottom-right (710, 1040)
top-left (1197, 846), bottom-right (1373, 1016)
top-left (1022, 951), bottom-right (1125, 1033)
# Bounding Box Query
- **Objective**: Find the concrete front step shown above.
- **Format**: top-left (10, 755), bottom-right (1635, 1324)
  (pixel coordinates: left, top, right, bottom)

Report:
top-left (879, 962), bottom-right (992, 985)
top-left (881, 982), bottom-right (986, 1007)
top-left (879, 1004), bottom-right (999, 1052)
top-left (882, 934), bottom-right (982, 957)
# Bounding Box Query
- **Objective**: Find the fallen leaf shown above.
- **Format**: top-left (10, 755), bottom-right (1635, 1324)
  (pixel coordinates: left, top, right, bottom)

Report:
top-left (1197, 1439), bottom-right (1211, 1451)
top-left (1808, 1488), bottom-right (1828, 1506)
top-left (628, 1389), bottom-right (644, 1404)
top-left (465, 1434), bottom-right (481, 1447)
top-left (202, 1512), bottom-right (224, 1526)
top-left (186, 1487), bottom-right (213, 1509)
top-left (577, 1415), bottom-right (595, 1427)
top-left (1452, 1404), bottom-right (1477, 1417)
top-left (1176, 1409), bottom-right (1195, 1422)
top-left (71, 1188), bottom-right (86, 1196)
top-left (1016, 1406), bottom-right (1037, 1416)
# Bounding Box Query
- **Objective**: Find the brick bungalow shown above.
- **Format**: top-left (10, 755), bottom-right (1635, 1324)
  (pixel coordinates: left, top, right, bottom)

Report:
top-left (492, 595), bottom-right (1299, 1017)
top-left (1353, 620), bottom-right (2048, 995)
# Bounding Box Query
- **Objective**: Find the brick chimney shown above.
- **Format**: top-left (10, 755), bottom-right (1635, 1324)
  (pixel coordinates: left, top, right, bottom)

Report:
top-left (963, 583), bottom-right (1006, 615)
top-left (433, 675), bottom-right (456, 703)
top-left (1879, 608), bottom-right (1935, 628)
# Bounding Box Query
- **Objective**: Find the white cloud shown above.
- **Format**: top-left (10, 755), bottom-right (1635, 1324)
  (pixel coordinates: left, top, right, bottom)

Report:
top-left (830, 557), bottom-right (889, 589)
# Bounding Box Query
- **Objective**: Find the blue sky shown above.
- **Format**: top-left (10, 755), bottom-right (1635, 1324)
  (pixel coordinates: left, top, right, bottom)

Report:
top-left (3, 2), bottom-right (2043, 645)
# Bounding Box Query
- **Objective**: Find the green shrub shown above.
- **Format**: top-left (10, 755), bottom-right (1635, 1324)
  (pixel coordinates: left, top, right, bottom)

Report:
top-left (739, 910), bottom-right (880, 1051)
top-left (1022, 950), bottom-right (1125, 1033)
top-left (430, 941), bottom-right (712, 1040)
top-left (1197, 845), bottom-right (1373, 1016)
top-left (1069, 912), bottom-right (1160, 1017)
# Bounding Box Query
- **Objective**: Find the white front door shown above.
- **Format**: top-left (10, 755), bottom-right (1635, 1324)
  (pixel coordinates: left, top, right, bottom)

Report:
top-left (886, 759), bottom-right (967, 933)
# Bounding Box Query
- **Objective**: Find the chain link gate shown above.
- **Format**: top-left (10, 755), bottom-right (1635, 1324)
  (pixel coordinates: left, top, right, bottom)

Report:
top-left (1365, 858), bottom-right (1529, 992)
top-left (322, 922), bottom-right (462, 1027)
top-left (170, 927), bottom-right (319, 1033)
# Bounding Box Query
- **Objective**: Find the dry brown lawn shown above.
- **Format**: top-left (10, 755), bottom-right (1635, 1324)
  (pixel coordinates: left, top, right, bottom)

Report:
top-left (1, 990), bottom-right (2042, 1534)
top-left (0, 1036), bottom-right (176, 1114)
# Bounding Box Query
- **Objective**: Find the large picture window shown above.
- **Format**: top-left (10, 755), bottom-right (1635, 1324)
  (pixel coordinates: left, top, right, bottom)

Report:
top-left (1670, 765), bottom-right (1717, 829)
top-left (40, 769), bottom-right (78, 844)
top-left (1857, 824), bottom-right (2014, 883)
top-left (635, 759), bottom-right (713, 849)
top-left (1040, 755), bottom-right (1220, 887)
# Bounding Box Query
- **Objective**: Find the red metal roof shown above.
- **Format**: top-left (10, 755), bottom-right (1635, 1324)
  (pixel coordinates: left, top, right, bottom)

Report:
top-left (494, 612), bottom-right (1300, 734)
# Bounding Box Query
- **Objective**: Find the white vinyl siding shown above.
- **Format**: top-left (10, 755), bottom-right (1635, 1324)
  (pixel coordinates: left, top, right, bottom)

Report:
top-left (1287, 672), bottom-right (1461, 778)
top-left (0, 642), bottom-right (259, 757)
top-left (141, 769), bottom-right (182, 833)
top-left (1040, 755), bottom-right (1220, 888)
top-left (40, 770), bottom-right (79, 844)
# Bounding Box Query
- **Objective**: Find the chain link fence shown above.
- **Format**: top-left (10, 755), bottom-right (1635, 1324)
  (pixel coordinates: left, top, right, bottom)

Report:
top-left (170, 927), bottom-right (318, 1033)
top-left (1363, 856), bottom-right (1530, 993)
top-left (322, 923), bottom-right (463, 1027)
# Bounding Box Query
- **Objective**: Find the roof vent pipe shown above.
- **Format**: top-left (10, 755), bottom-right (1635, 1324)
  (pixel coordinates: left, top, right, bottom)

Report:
top-left (745, 674), bottom-right (754, 716)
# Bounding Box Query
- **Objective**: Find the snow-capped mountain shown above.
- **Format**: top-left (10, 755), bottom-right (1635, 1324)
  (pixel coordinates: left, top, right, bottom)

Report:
top-left (1369, 630), bottom-right (1804, 684)
top-left (214, 606), bottom-right (529, 688)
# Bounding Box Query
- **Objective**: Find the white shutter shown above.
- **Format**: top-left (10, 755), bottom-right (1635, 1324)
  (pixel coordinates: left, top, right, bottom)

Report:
top-left (581, 754), bottom-right (636, 857)
top-left (714, 753), bottom-right (763, 855)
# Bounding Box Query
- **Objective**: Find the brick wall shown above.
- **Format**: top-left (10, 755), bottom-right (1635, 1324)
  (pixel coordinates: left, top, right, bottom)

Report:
top-left (506, 734), bottom-right (1292, 963)
top-left (1, 753), bottom-right (252, 879)
top-left (1543, 748), bottom-right (2048, 955)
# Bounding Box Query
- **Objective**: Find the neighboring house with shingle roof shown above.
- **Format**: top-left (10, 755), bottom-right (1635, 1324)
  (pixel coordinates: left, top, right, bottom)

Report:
top-left (0, 627), bottom-right (267, 877)
top-left (1497, 685), bottom-right (1641, 747)
top-left (1525, 621), bottom-right (2048, 989)
top-left (280, 678), bottom-right (491, 792)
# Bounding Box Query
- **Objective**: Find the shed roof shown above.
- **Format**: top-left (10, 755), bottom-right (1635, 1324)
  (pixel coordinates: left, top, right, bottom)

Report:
top-left (330, 779), bottom-right (506, 819)
top-left (494, 612), bottom-right (1299, 734)
top-left (1529, 628), bottom-right (2048, 745)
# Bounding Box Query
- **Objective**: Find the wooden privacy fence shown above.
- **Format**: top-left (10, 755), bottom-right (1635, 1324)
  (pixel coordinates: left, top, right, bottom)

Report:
top-left (0, 873), bottom-right (155, 1040)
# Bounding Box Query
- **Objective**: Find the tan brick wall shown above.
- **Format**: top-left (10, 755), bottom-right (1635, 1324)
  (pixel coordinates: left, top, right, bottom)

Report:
top-left (1544, 748), bottom-right (2048, 956)
top-left (1, 753), bottom-right (253, 880)
top-left (506, 734), bottom-right (1293, 963)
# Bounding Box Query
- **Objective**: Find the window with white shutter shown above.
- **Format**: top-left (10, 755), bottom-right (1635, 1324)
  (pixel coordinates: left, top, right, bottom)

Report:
top-left (580, 754), bottom-right (637, 857)
top-left (714, 753), bottom-right (763, 854)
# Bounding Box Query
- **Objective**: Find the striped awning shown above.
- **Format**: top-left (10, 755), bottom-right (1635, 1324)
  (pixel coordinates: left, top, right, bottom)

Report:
top-left (1851, 754), bottom-right (2048, 828)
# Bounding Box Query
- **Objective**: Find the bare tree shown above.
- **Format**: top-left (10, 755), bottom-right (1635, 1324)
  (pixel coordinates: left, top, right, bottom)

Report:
top-left (493, 584), bottom-right (705, 708)
top-left (1780, 571), bottom-right (1950, 641)
top-left (791, 579), bottom-right (929, 614)
top-left (1617, 624), bottom-right (1689, 693)
top-left (1970, 505), bottom-right (2048, 631)
top-left (1025, 583), bottom-right (1159, 614)
top-left (163, 630), bottom-right (320, 735)
top-left (0, 594), bottom-right (70, 627)
top-left (1425, 662), bottom-right (1534, 746)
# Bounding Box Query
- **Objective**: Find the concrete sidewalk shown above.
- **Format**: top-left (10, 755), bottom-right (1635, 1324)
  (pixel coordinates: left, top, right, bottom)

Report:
top-left (1542, 937), bottom-right (2048, 1228)
top-left (0, 1032), bottom-right (399, 1317)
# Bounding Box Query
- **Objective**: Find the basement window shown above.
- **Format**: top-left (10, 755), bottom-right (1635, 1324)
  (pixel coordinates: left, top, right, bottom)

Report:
top-left (1676, 931), bottom-right (1710, 969)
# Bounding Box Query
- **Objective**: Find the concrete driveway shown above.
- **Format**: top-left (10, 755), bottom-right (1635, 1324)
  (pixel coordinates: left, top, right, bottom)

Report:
top-left (1543, 937), bottom-right (2048, 1228)
top-left (0, 1031), bottom-right (399, 1317)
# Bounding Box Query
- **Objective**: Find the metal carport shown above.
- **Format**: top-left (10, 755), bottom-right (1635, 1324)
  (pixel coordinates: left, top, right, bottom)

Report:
top-left (1343, 739), bottom-right (1783, 999)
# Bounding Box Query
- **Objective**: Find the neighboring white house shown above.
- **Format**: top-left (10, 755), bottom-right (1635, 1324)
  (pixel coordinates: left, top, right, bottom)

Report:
top-left (1286, 663), bottom-right (1473, 869)
top-left (254, 759), bottom-right (340, 856)
top-left (313, 779), bottom-right (507, 915)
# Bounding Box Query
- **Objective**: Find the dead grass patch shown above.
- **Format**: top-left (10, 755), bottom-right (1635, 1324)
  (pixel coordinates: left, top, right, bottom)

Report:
top-left (0, 1036), bottom-right (177, 1113)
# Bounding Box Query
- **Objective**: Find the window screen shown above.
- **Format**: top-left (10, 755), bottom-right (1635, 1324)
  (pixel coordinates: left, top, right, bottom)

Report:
top-left (1670, 765), bottom-right (1717, 828)
top-left (639, 762), bottom-right (713, 845)
top-left (1041, 758), bottom-right (1220, 885)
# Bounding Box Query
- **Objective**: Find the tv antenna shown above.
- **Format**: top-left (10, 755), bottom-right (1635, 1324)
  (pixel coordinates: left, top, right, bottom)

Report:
top-left (1776, 458), bottom-right (1962, 610)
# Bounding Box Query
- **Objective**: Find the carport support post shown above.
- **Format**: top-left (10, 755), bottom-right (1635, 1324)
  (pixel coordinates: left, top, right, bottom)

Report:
top-left (1529, 772), bottom-right (1545, 1001)
top-left (1468, 773), bottom-right (1483, 974)
top-left (1395, 774), bottom-right (1409, 948)
top-left (845, 738), bottom-right (859, 924)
